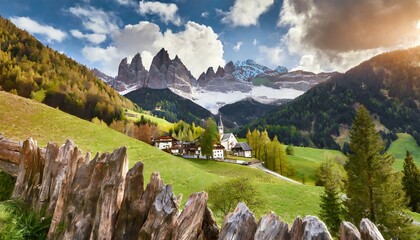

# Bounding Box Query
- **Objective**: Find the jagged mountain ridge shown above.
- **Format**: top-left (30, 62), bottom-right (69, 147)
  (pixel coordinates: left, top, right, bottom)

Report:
top-left (96, 48), bottom-right (335, 113)
top-left (109, 49), bottom-right (196, 95)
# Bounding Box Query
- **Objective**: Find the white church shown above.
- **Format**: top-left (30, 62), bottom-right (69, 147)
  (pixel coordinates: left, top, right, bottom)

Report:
top-left (218, 115), bottom-right (238, 151)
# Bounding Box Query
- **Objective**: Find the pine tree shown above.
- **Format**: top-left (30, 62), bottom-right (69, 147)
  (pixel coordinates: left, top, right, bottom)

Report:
top-left (319, 186), bottom-right (343, 236)
top-left (402, 151), bottom-right (420, 213)
top-left (345, 105), bottom-right (412, 239)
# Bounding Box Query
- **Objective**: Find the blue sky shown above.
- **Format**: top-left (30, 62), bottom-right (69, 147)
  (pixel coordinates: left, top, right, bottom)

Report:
top-left (1, 0), bottom-right (420, 78)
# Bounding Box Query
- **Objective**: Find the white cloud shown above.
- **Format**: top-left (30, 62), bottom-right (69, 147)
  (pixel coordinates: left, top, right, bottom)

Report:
top-left (70, 29), bottom-right (106, 44)
top-left (10, 16), bottom-right (67, 43)
top-left (69, 6), bottom-right (119, 35)
top-left (139, 1), bottom-right (182, 26)
top-left (115, 0), bottom-right (135, 6)
top-left (156, 21), bottom-right (225, 77)
top-left (252, 39), bottom-right (258, 46)
top-left (222, 0), bottom-right (274, 27)
top-left (201, 11), bottom-right (209, 18)
top-left (233, 42), bottom-right (243, 52)
top-left (82, 21), bottom-right (225, 78)
top-left (258, 45), bottom-right (284, 67)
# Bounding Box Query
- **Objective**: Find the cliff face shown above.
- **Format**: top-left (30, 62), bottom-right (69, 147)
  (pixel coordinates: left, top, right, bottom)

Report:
top-left (0, 135), bottom-right (386, 240)
top-left (147, 49), bottom-right (196, 94)
top-left (114, 53), bottom-right (148, 87)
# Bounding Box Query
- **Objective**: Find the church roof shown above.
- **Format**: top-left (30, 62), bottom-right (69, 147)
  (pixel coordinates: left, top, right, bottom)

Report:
top-left (221, 133), bottom-right (234, 142)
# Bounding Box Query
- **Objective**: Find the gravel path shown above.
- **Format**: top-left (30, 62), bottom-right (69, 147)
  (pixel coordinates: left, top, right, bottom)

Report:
top-left (252, 163), bottom-right (302, 185)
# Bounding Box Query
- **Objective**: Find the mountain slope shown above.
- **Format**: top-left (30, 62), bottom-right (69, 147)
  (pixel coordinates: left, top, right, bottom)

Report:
top-left (0, 17), bottom-right (134, 124)
top-left (242, 47), bottom-right (420, 149)
top-left (219, 98), bottom-right (278, 129)
top-left (124, 88), bottom-right (214, 124)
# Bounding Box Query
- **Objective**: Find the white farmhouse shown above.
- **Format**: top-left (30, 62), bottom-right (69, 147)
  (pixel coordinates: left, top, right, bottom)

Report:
top-left (154, 136), bottom-right (175, 150)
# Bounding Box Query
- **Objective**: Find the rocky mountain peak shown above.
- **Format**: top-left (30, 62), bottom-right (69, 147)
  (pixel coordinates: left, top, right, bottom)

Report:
top-left (152, 48), bottom-right (171, 69)
top-left (146, 49), bottom-right (196, 94)
top-left (224, 61), bottom-right (235, 74)
top-left (115, 53), bottom-right (148, 87)
top-left (275, 66), bottom-right (288, 73)
top-left (215, 66), bottom-right (225, 78)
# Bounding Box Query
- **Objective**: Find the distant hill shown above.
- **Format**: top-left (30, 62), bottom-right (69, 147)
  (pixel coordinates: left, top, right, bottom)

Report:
top-left (240, 47), bottom-right (420, 149)
top-left (0, 17), bottom-right (134, 124)
top-left (219, 98), bottom-right (279, 129)
top-left (124, 88), bottom-right (214, 124)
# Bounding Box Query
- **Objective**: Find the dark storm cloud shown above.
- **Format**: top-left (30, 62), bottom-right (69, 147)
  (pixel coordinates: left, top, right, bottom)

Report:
top-left (282, 0), bottom-right (420, 52)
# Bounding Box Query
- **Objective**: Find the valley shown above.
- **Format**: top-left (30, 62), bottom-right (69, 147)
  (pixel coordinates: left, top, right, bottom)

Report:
top-left (1, 11), bottom-right (420, 239)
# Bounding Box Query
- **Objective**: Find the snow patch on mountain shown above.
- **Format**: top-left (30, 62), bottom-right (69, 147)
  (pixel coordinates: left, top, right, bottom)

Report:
top-left (192, 86), bottom-right (304, 114)
top-left (233, 59), bottom-right (272, 81)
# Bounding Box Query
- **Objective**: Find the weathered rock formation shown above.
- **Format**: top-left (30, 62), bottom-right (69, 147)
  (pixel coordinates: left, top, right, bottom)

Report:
top-left (147, 49), bottom-right (196, 94)
top-left (115, 53), bottom-right (148, 86)
top-left (0, 135), bottom-right (389, 240)
top-left (340, 221), bottom-right (361, 240)
top-left (219, 202), bottom-right (258, 240)
top-left (254, 212), bottom-right (290, 240)
top-left (359, 218), bottom-right (385, 240)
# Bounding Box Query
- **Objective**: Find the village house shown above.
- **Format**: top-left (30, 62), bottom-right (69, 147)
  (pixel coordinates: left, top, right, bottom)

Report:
top-left (212, 144), bottom-right (225, 159)
top-left (232, 142), bottom-right (253, 158)
top-left (154, 136), bottom-right (176, 150)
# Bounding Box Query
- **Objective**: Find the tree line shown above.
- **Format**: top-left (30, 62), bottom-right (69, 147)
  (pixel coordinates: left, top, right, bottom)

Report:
top-left (246, 129), bottom-right (295, 177)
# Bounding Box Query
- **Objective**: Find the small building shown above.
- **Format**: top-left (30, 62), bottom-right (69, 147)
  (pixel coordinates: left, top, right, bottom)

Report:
top-left (154, 136), bottom-right (176, 150)
top-left (232, 142), bottom-right (252, 158)
top-left (183, 143), bottom-right (201, 158)
top-left (212, 144), bottom-right (225, 160)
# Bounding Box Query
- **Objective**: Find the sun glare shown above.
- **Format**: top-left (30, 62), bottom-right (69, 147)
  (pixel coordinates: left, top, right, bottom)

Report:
top-left (417, 20), bottom-right (420, 29)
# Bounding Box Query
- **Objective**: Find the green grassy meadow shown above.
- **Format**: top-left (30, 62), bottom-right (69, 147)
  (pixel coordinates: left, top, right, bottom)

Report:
top-left (287, 146), bottom-right (346, 185)
top-left (0, 91), bottom-right (321, 224)
top-left (125, 108), bottom-right (173, 131)
top-left (387, 133), bottom-right (420, 170)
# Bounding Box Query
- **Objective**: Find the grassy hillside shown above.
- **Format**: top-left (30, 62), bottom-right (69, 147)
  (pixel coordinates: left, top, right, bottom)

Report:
top-left (125, 109), bottom-right (173, 132)
top-left (0, 91), bottom-right (322, 223)
top-left (288, 147), bottom-right (346, 185)
top-left (388, 133), bottom-right (420, 170)
top-left (0, 17), bottom-right (135, 124)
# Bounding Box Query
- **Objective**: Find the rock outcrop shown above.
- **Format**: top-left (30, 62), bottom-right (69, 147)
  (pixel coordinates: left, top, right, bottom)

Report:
top-left (0, 135), bottom-right (389, 240)
top-left (360, 218), bottom-right (385, 240)
top-left (218, 202), bottom-right (258, 240)
top-left (340, 221), bottom-right (361, 240)
top-left (254, 212), bottom-right (290, 240)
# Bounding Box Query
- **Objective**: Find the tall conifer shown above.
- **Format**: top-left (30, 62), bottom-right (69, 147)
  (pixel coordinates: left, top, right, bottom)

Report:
top-left (345, 105), bottom-right (412, 239)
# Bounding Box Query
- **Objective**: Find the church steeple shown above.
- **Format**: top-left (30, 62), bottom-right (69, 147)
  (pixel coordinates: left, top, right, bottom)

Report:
top-left (218, 114), bottom-right (224, 136)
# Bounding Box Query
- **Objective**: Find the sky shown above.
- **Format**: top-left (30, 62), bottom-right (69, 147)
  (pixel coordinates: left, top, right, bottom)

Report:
top-left (1, 0), bottom-right (420, 78)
